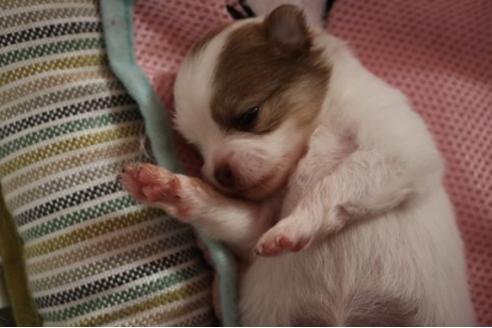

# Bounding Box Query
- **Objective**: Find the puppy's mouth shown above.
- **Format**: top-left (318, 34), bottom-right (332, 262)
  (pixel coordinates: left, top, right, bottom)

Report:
top-left (209, 172), bottom-right (278, 201)
top-left (227, 164), bottom-right (291, 201)
top-left (239, 146), bottom-right (309, 200)
top-left (236, 172), bottom-right (280, 200)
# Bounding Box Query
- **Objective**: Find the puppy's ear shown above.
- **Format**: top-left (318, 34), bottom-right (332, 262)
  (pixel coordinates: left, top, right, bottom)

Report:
top-left (264, 5), bottom-right (311, 55)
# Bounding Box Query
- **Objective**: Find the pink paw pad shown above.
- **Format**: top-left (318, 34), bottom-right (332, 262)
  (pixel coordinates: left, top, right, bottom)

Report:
top-left (255, 234), bottom-right (311, 257)
top-left (120, 163), bottom-right (180, 203)
top-left (141, 184), bottom-right (166, 202)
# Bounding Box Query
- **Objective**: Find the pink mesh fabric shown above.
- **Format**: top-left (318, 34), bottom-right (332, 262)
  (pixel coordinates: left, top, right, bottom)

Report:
top-left (133, 0), bottom-right (491, 324)
top-left (134, 0), bottom-right (232, 176)
top-left (327, 1), bottom-right (492, 324)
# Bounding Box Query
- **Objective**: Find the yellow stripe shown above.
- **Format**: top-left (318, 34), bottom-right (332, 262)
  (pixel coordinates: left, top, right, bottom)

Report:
top-left (2, 138), bottom-right (140, 194)
top-left (0, 124), bottom-right (140, 177)
top-left (127, 293), bottom-right (212, 326)
top-left (0, 68), bottom-right (113, 116)
top-left (76, 275), bottom-right (212, 326)
top-left (24, 208), bottom-right (162, 258)
top-left (26, 215), bottom-right (184, 276)
top-left (0, 53), bottom-right (105, 88)
top-left (0, 0), bottom-right (92, 11)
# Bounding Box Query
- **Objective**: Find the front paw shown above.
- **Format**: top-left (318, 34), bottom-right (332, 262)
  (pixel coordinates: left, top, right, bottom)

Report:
top-left (120, 163), bottom-right (192, 220)
top-left (255, 218), bottom-right (313, 257)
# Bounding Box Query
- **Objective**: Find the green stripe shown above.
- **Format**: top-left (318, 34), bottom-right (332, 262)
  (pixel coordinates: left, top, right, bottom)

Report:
top-left (24, 208), bottom-right (163, 258)
top-left (26, 214), bottom-right (185, 277)
top-left (77, 274), bottom-right (212, 326)
top-left (42, 262), bottom-right (206, 322)
top-left (1, 37), bottom-right (104, 68)
top-left (0, 109), bottom-right (140, 159)
top-left (21, 195), bottom-right (136, 242)
top-left (31, 229), bottom-right (194, 292)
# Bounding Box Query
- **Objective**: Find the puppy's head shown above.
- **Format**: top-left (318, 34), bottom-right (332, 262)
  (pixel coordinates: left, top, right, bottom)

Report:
top-left (174, 5), bottom-right (330, 200)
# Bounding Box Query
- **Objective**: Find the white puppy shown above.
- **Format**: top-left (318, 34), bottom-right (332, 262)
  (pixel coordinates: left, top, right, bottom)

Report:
top-left (121, 5), bottom-right (475, 325)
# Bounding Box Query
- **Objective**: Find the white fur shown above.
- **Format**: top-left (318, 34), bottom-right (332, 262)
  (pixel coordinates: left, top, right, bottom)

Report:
top-left (167, 17), bottom-right (475, 326)
top-left (238, 34), bottom-right (474, 325)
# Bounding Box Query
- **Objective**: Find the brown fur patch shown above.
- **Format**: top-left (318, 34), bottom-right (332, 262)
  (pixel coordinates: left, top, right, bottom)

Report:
top-left (345, 293), bottom-right (419, 326)
top-left (264, 5), bottom-right (311, 55)
top-left (291, 310), bottom-right (336, 326)
top-left (211, 15), bottom-right (330, 134)
top-left (189, 24), bottom-right (228, 56)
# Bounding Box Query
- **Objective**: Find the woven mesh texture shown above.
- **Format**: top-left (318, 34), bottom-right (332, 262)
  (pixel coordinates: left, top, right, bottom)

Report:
top-left (0, 1), bottom-right (214, 325)
top-left (327, 0), bottom-right (492, 324)
top-left (134, 0), bottom-right (232, 177)
top-left (132, 0), bottom-right (491, 324)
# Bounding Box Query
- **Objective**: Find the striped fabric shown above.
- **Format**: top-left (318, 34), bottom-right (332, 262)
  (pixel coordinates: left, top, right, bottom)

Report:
top-left (0, 0), bottom-right (214, 326)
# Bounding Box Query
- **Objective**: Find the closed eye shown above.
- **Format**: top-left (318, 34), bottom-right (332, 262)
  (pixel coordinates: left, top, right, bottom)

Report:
top-left (233, 106), bottom-right (260, 131)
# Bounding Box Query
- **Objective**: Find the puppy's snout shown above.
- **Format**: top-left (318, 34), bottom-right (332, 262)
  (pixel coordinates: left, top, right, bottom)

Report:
top-left (214, 164), bottom-right (235, 188)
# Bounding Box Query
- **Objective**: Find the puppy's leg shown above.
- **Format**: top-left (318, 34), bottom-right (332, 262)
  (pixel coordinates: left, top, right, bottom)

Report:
top-left (121, 163), bottom-right (272, 257)
top-left (256, 150), bottom-right (416, 256)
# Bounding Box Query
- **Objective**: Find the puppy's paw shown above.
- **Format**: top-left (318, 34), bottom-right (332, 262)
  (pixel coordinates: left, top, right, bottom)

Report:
top-left (120, 163), bottom-right (194, 220)
top-left (120, 163), bottom-right (175, 201)
top-left (255, 218), bottom-right (313, 257)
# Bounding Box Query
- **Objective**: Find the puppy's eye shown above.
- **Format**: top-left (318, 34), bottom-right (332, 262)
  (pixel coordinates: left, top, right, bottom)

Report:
top-left (233, 106), bottom-right (260, 130)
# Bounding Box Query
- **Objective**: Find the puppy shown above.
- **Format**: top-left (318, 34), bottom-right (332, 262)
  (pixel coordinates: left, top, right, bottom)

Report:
top-left (121, 5), bottom-right (475, 326)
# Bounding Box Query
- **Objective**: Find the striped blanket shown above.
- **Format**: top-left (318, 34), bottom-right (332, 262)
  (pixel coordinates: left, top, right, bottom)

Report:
top-left (0, 1), bottom-right (215, 325)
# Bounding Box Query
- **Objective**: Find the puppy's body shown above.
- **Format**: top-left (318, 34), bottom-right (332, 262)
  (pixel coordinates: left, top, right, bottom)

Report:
top-left (239, 34), bottom-right (473, 325)
top-left (122, 6), bottom-right (475, 326)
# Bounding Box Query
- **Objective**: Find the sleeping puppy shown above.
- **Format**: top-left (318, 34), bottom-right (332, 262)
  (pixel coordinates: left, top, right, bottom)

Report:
top-left (121, 5), bottom-right (475, 326)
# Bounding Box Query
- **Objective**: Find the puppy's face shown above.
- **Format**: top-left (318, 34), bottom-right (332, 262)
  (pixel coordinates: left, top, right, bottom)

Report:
top-left (174, 5), bottom-right (330, 200)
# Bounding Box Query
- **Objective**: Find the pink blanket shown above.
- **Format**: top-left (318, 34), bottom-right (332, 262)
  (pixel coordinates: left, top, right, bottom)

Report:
top-left (132, 0), bottom-right (491, 324)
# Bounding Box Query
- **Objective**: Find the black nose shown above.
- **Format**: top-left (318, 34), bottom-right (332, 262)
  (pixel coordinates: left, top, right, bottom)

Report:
top-left (214, 164), bottom-right (235, 188)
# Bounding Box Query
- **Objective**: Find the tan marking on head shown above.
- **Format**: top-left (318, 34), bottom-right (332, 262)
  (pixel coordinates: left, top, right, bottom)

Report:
top-left (189, 24), bottom-right (228, 56)
top-left (211, 5), bottom-right (330, 134)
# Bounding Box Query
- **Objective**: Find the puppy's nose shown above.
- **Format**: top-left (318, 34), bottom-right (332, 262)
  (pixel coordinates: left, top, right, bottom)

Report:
top-left (214, 164), bottom-right (235, 188)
